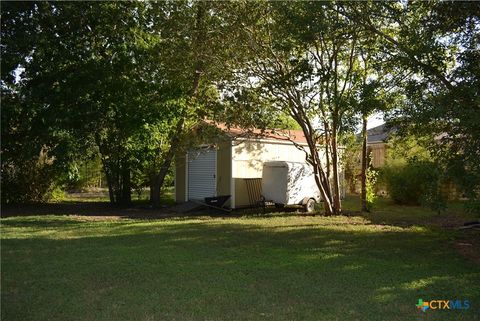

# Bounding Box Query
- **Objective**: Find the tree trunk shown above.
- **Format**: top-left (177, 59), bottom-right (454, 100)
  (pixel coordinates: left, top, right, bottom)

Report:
top-left (331, 127), bottom-right (342, 215)
top-left (120, 165), bottom-right (131, 205)
top-left (312, 150), bottom-right (334, 215)
top-left (100, 155), bottom-right (116, 204)
top-left (106, 171), bottom-right (115, 204)
top-left (324, 120), bottom-right (331, 181)
top-left (113, 185), bottom-right (121, 205)
top-left (361, 114), bottom-right (368, 212)
top-left (150, 149), bottom-right (176, 207)
top-left (149, 176), bottom-right (159, 206)
top-left (289, 104), bottom-right (335, 215)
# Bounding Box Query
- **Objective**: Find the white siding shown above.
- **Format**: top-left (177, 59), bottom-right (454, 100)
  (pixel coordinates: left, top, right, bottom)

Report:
top-left (187, 148), bottom-right (216, 200)
top-left (232, 139), bottom-right (313, 207)
top-left (232, 140), bottom-right (316, 177)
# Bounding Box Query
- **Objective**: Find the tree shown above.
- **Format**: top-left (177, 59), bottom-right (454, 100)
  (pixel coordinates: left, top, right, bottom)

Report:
top-left (339, 1), bottom-right (480, 208)
top-left (1, 1), bottom-right (253, 206)
top-left (1, 2), bottom-right (175, 204)
top-left (230, 2), bottom-right (380, 215)
top-left (144, 1), bottom-right (252, 206)
top-left (352, 55), bottom-right (400, 212)
top-left (1, 2), bottom-right (96, 203)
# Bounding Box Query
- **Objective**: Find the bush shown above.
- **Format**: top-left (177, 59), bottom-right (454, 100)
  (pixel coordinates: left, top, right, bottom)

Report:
top-left (1, 159), bottom-right (61, 204)
top-left (365, 167), bottom-right (378, 211)
top-left (65, 158), bottom-right (106, 191)
top-left (381, 159), bottom-right (446, 211)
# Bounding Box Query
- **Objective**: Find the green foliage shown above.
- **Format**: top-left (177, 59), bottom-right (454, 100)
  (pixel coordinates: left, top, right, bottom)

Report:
top-left (464, 199), bottom-right (480, 215)
top-left (66, 157), bottom-right (105, 191)
top-left (2, 157), bottom-right (59, 204)
top-left (378, 1), bottom-right (480, 209)
top-left (2, 1), bottom-right (478, 209)
top-left (381, 135), bottom-right (446, 211)
top-left (50, 187), bottom-right (67, 202)
top-left (220, 85), bottom-right (301, 131)
top-left (381, 160), bottom-right (446, 211)
top-left (228, 2), bottom-right (383, 214)
top-left (1, 1), bottom-right (250, 205)
top-left (340, 134), bottom-right (362, 194)
top-left (385, 135), bottom-right (432, 166)
top-left (445, 155), bottom-right (480, 214)
top-left (365, 165), bottom-right (378, 211)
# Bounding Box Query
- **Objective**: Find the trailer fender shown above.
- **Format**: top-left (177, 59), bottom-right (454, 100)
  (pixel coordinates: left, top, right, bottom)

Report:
top-left (301, 197), bottom-right (310, 205)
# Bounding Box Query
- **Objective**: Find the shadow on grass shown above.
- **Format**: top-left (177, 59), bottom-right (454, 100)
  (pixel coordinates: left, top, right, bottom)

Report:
top-left (0, 201), bottom-right (469, 234)
top-left (340, 195), bottom-right (480, 230)
top-left (1, 201), bottom-right (317, 222)
top-left (0, 201), bottom-right (172, 219)
top-left (2, 217), bottom-right (479, 321)
top-left (0, 217), bottom-right (86, 228)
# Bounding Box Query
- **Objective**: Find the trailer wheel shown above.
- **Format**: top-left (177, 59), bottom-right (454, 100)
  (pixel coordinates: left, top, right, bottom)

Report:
top-left (304, 198), bottom-right (316, 213)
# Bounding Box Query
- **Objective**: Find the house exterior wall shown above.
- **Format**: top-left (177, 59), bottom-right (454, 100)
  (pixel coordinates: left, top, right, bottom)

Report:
top-left (175, 143), bottom-right (231, 204)
top-left (175, 138), bottom-right (345, 208)
top-left (368, 142), bottom-right (387, 168)
top-left (232, 139), bottom-right (311, 208)
top-left (216, 141), bottom-right (232, 206)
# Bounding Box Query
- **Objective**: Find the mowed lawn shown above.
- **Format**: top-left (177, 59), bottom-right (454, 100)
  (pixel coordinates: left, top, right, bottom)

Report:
top-left (1, 198), bottom-right (479, 321)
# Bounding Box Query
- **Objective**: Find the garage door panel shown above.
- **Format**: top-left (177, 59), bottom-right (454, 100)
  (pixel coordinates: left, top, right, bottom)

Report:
top-left (188, 149), bottom-right (216, 200)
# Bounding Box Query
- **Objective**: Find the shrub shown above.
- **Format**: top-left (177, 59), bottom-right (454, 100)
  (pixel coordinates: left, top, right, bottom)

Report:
top-left (381, 159), bottom-right (446, 211)
top-left (365, 167), bottom-right (378, 211)
top-left (1, 159), bottom-right (61, 204)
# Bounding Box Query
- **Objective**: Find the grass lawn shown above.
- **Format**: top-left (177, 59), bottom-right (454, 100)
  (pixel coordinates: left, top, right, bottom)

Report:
top-left (1, 197), bottom-right (479, 321)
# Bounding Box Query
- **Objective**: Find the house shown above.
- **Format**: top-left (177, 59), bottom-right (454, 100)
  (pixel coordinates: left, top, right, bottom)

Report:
top-left (365, 123), bottom-right (460, 199)
top-left (174, 123), bottom-right (345, 209)
top-left (366, 124), bottom-right (395, 168)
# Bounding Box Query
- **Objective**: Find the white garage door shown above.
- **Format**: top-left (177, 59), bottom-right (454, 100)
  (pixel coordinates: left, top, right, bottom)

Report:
top-left (187, 148), bottom-right (217, 200)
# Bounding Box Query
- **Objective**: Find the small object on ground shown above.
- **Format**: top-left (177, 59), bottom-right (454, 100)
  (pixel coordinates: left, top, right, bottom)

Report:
top-left (205, 195), bottom-right (231, 207)
top-left (169, 201), bottom-right (205, 213)
top-left (193, 195), bottom-right (232, 213)
top-left (458, 221), bottom-right (480, 230)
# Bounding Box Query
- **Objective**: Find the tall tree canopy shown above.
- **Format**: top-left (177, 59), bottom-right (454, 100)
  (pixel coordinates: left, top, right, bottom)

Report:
top-left (226, 2), bottom-right (393, 214)
top-left (347, 1), bottom-right (480, 205)
top-left (1, 1), bottom-right (247, 205)
top-left (2, 1), bottom-right (478, 211)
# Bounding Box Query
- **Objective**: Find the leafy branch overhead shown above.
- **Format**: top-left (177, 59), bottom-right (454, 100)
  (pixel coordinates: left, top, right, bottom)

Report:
top-left (1, 1), bottom-right (478, 211)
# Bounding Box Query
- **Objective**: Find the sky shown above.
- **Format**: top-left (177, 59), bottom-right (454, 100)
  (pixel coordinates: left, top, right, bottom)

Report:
top-left (367, 112), bottom-right (385, 129)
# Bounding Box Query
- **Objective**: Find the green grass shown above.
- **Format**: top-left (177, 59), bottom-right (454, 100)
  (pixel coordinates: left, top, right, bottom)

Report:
top-left (1, 201), bottom-right (479, 320)
top-left (340, 195), bottom-right (478, 227)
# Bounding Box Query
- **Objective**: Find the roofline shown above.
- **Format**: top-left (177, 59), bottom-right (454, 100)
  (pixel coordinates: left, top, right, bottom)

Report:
top-left (234, 136), bottom-right (345, 149)
top-left (234, 136), bottom-right (310, 147)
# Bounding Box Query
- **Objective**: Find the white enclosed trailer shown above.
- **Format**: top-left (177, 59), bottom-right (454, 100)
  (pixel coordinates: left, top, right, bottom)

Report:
top-left (261, 161), bottom-right (320, 212)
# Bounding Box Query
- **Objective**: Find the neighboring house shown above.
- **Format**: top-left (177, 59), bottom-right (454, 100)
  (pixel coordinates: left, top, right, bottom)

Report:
top-left (365, 124), bottom-right (460, 199)
top-left (366, 124), bottom-right (396, 168)
top-left (175, 123), bottom-right (345, 209)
